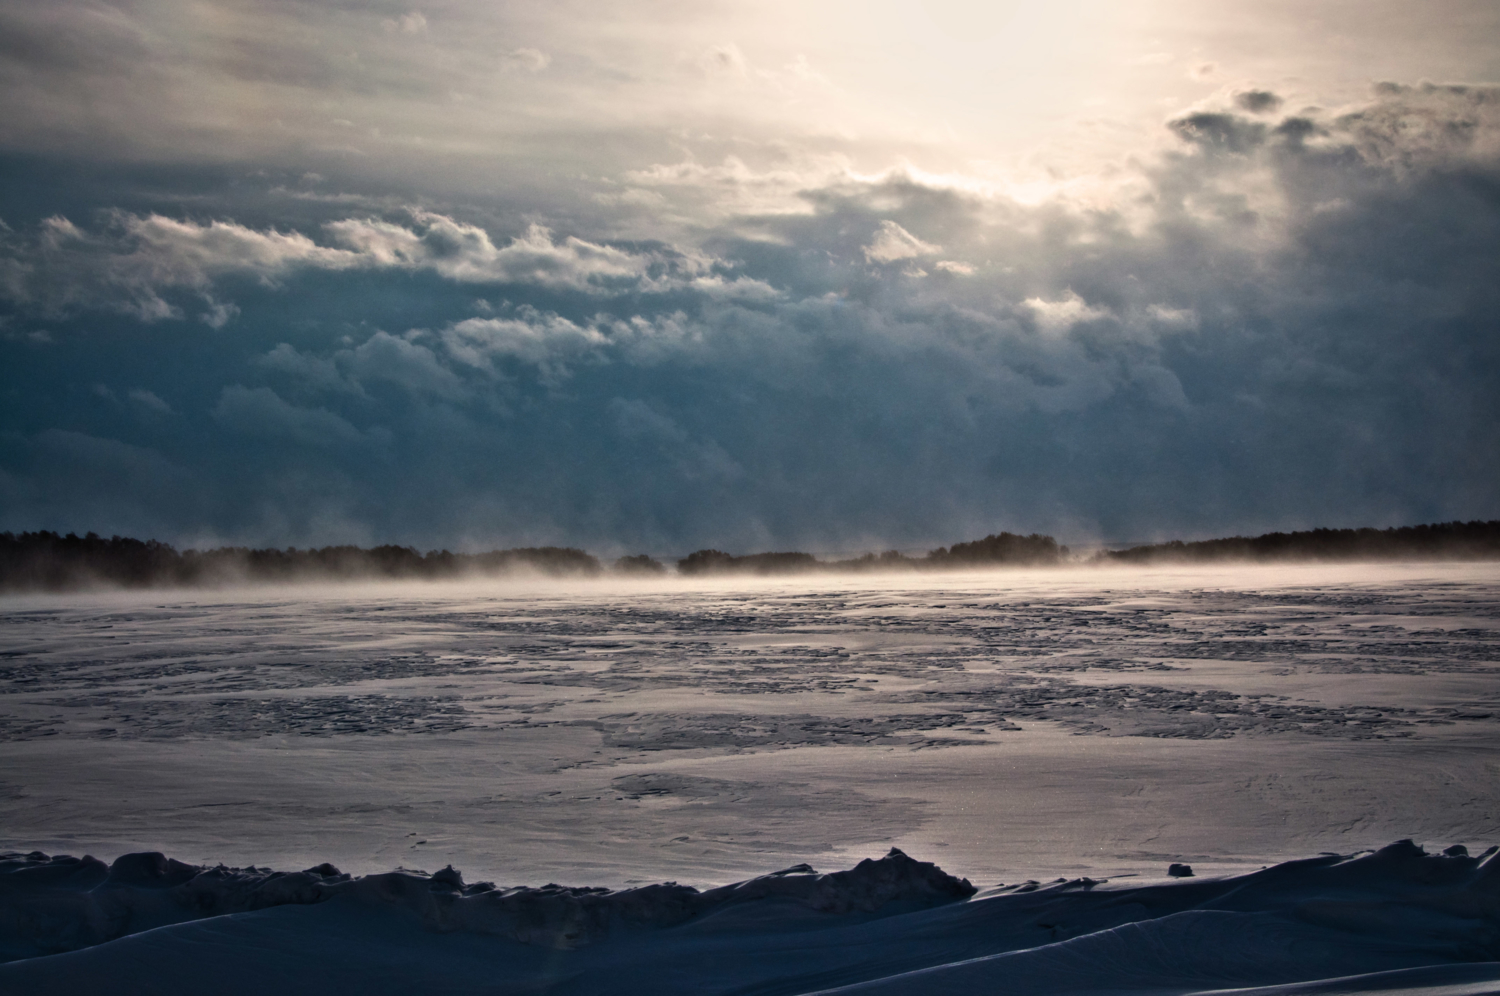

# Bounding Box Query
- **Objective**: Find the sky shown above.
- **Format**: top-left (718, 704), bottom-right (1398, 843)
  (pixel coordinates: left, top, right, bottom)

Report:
top-left (0, 0), bottom-right (1497, 554)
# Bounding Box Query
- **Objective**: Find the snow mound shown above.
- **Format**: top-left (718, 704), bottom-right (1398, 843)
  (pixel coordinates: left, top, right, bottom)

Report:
top-left (3, 840), bottom-right (1500, 996)
top-left (0, 845), bottom-right (971, 958)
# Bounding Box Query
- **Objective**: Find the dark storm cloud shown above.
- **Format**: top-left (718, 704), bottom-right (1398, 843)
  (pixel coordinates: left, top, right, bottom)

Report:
top-left (1166, 111), bottom-right (1270, 154)
top-left (1, 82), bottom-right (1498, 550)
top-left (1234, 89), bottom-right (1284, 114)
top-left (212, 386), bottom-right (381, 449)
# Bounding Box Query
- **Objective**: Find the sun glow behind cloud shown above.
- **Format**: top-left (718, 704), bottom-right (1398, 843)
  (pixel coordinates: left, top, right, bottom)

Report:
top-left (5, 0), bottom-right (1495, 199)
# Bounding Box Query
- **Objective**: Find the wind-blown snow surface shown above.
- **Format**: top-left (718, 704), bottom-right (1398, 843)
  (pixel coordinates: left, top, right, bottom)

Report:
top-left (2, 563), bottom-right (1500, 885)
top-left (2, 563), bottom-right (1500, 992)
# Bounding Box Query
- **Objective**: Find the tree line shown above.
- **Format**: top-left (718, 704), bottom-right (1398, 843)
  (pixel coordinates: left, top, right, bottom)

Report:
top-left (3, 521), bottom-right (1496, 591)
top-left (1099, 520), bottom-right (1500, 564)
top-left (0, 532), bottom-right (601, 592)
top-left (0, 529), bottom-right (1067, 590)
top-left (676, 532), bottom-right (1066, 575)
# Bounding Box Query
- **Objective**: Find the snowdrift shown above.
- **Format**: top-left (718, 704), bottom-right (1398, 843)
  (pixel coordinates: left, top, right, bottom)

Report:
top-left (3, 841), bottom-right (1500, 995)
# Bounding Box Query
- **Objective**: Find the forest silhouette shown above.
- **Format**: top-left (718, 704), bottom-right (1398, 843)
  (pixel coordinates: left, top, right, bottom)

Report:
top-left (1100, 521), bottom-right (1500, 565)
top-left (0, 533), bottom-right (600, 592)
top-left (0, 521), bottom-right (1496, 592)
top-left (677, 532), bottom-right (1065, 575)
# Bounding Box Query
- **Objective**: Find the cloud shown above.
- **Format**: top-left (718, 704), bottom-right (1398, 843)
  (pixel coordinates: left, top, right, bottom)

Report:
top-left (127, 388), bottom-right (172, 414)
top-left (609, 397), bottom-right (742, 481)
top-left (5, 212), bottom-right (363, 320)
top-left (324, 215), bottom-right (668, 290)
top-left (0, 430), bottom-right (199, 537)
top-left (212, 386), bottom-right (376, 449)
top-left (1339, 82), bottom-right (1500, 170)
top-left (698, 43), bottom-right (748, 78)
top-left (1167, 112), bottom-right (1269, 154)
top-left (344, 331), bottom-right (469, 399)
top-left (256, 308), bottom-right (635, 402)
top-left (382, 12), bottom-right (427, 35)
top-left (1145, 305), bottom-right (1197, 330)
top-left (200, 300), bottom-right (240, 328)
top-left (1023, 293), bottom-right (1111, 335)
top-left (0, 211), bottom-right (768, 321)
top-left (3, 80), bottom-right (1498, 548)
top-left (862, 220), bottom-right (940, 263)
top-left (499, 48), bottom-right (550, 72)
top-left (259, 333), bottom-right (471, 401)
top-left (1234, 89), bottom-right (1284, 114)
top-left (441, 310), bottom-right (608, 368)
top-left (257, 343), bottom-right (361, 395)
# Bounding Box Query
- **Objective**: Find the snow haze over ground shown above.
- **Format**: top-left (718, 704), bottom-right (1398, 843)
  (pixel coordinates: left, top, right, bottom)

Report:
top-left (5, 562), bottom-right (1500, 994)
top-left (4, 563), bottom-right (1498, 889)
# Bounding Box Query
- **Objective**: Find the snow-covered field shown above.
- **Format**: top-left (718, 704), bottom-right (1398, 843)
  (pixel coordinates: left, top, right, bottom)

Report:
top-left (3, 562), bottom-right (1500, 994)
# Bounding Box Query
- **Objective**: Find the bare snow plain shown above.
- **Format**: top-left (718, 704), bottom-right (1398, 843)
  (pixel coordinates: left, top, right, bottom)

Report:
top-left (3, 562), bottom-right (1500, 994)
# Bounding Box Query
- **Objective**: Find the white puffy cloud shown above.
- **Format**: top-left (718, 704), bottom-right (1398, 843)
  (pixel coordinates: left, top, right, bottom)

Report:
top-left (862, 220), bottom-right (940, 264)
top-left (325, 215), bottom-right (669, 290)
top-left (255, 308), bottom-right (638, 402)
top-left (437, 310), bottom-right (611, 387)
top-left (8, 212), bottom-right (363, 320)
top-left (1023, 293), bottom-right (1111, 335)
top-left (0, 211), bottom-right (772, 321)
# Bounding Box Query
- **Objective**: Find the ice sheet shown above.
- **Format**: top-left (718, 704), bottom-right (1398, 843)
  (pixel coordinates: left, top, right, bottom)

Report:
top-left (2, 563), bottom-right (1498, 889)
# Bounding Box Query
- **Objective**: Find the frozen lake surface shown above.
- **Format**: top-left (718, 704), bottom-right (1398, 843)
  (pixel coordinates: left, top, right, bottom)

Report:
top-left (3, 561), bottom-right (1498, 890)
top-left (5, 562), bottom-right (1500, 994)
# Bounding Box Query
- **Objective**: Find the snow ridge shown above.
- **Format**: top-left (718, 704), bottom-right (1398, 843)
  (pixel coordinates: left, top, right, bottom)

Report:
top-left (0, 846), bottom-right (973, 957)
top-left (4, 841), bottom-right (1500, 996)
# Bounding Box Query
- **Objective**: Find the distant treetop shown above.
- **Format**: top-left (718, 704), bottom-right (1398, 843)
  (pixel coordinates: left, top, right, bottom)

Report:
top-left (5, 520), bottom-right (1495, 592)
top-left (676, 532), bottom-right (1065, 575)
top-left (1099, 521), bottom-right (1500, 564)
top-left (0, 531), bottom-right (600, 593)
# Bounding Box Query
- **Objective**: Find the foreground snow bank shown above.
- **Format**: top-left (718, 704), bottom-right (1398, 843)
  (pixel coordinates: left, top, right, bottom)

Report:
top-left (0, 845), bottom-right (974, 957)
top-left (2, 841), bottom-right (1499, 995)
